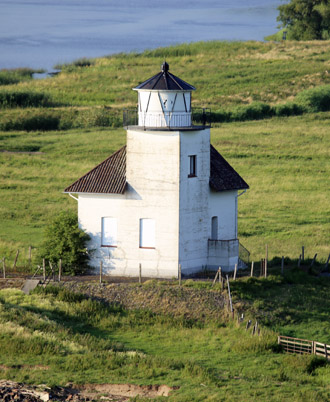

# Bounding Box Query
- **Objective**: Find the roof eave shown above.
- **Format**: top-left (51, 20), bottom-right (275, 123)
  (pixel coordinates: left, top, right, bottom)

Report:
top-left (209, 183), bottom-right (249, 192)
top-left (63, 188), bottom-right (127, 196)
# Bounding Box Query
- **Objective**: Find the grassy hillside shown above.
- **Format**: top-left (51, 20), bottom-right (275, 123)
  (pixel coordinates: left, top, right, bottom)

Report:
top-left (0, 113), bottom-right (329, 266)
top-left (2, 40), bottom-right (330, 109)
top-left (0, 278), bottom-right (329, 401)
top-left (0, 40), bottom-right (329, 266)
top-left (1, 40), bottom-right (330, 131)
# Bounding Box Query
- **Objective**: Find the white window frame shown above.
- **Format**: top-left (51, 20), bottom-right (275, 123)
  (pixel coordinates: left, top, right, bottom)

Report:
top-left (139, 218), bottom-right (156, 249)
top-left (101, 217), bottom-right (117, 247)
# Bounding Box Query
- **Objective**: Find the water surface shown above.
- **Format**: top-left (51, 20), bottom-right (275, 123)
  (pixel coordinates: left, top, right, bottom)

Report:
top-left (0, 0), bottom-right (284, 70)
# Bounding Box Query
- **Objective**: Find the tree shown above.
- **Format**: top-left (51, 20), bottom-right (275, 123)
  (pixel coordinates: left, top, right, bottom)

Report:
top-left (277, 0), bottom-right (330, 40)
top-left (38, 211), bottom-right (90, 275)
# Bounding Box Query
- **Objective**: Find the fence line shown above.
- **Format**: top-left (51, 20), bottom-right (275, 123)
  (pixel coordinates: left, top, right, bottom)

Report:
top-left (278, 335), bottom-right (330, 360)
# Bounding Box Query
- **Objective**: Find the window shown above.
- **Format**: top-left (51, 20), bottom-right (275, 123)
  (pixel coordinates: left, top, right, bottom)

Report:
top-left (211, 216), bottom-right (218, 240)
top-left (139, 218), bottom-right (155, 248)
top-left (101, 217), bottom-right (117, 247)
top-left (188, 155), bottom-right (197, 177)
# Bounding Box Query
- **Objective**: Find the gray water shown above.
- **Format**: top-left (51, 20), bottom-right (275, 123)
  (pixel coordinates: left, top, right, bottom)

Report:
top-left (0, 0), bottom-right (284, 71)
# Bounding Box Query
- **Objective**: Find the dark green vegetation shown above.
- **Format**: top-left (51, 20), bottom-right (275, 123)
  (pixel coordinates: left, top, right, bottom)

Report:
top-left (0, 274), bottom-right (329, 401)
top-left (37, 211), bottom-right (90, 275)
top-left (230, 269), bottom-right (330, 343)
top-left (0, 68), bottom-right (44, 86)
top-left (276, 0), bottom-right (330, 41)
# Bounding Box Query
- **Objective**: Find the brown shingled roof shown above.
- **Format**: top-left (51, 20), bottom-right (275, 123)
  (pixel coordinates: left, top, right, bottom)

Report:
top-left (210, 145), bottom-right (249, 192)
top-left (64, 146), bottom-right (126, 194)
top-left (64, 144), bottom-right (247, 195)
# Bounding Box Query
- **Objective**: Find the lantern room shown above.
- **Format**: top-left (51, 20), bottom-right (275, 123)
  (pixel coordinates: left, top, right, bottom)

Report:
top-left (133, 61), bottom-right (196, 128)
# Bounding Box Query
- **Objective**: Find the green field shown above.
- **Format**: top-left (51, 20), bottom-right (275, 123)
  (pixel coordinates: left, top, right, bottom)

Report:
top-left (0, 39), bottom-right (329, 402)
top-left (0, 113), bottom-right (329, 266)
top-left (0, 274), bottom-right (329, 401)
top-left (2, 40), bottom-right (330, 110)
top-left (0, 40), bottom-right (329, 266)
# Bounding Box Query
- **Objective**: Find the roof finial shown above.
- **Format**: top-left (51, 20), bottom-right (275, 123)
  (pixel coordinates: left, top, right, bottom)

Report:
top-left (161, 61), bottom-right (169, 73)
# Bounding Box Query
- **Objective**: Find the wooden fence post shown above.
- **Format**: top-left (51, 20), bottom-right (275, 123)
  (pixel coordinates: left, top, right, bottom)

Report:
top-left (178, 264), bottom-right (182, 286)
top-left (226, 275), bottom-right (233, 313)
top-left (139, 263), bottom-right (142, 284)
top-left (3, 257), bottom-right (6, 279)
top-left (233, 263), bottom-right (237, 281)
top-left (302, 246), bottom-right (304, 262)
top-left (250, 261), bottom-right (254, 277)
top-left (212, 269), bottom-right (219, 286)
top-left (99, 260), bottom-right (103, 284)
top-left (325, 254), bottom-right (330, 271)
top-left (281, 256), bottom-right (284, 275)
top-left (49, 262), bottom-right (54, 282)
top-left (43, 258), bottom-right (46, 281)
top-left (219, 267), bottom-right (222, 284)
top-left (13, 249), bottom-right (19, 272)
top-left (58, 259), bottom-right (62, 282)
top-left (310, 254), bottom-right (317, 268)
top-left (265, 244), bottom-right (268, 277)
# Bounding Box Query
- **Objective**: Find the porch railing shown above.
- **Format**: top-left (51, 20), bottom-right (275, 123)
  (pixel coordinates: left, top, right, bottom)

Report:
top-left (239, 242), bottom-right (250, 265)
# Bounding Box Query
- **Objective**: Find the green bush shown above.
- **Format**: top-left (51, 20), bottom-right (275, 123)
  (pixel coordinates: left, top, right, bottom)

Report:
top-left (0, 68), bottom-right (40, 85)
top-left (231, 102), bottom-right (273, 121)
top-left (295, 85), bottom-right (330, 113)
top-left (0, 90), bottom-right (54, 108)
top-left (0, 111), bottom-right (60, 131)
top-left (0, 107), bottom-right (122, 131)
top-left (38, 211), bottom-right (90, 275)
top-left (211, 109), bottom-right (232, 123)
top-left (54, 57), bottom-right (95, 70)
top-left (274, 102), bottom-right (304, 117)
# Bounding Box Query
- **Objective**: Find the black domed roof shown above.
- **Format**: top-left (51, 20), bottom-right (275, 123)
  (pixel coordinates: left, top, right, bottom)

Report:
top-left (134, 62), bottom-right (195, 91)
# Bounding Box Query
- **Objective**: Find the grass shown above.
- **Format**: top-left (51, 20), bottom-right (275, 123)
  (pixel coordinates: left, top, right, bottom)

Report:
top-left (1, 40), bottom-right (330, 111)
top-left (0, 283), bottom-right (329, 401)
top-left (0, 112), bottom-right (329, 267)
top-left (229, 270), bottom-right (330, 343)
top-left (0, 40), bottom-right (329, 267)
top-left (0, 68), bottom-right (44, 86)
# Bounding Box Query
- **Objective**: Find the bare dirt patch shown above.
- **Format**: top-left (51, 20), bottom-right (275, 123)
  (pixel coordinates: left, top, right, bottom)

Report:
top-left (0, 380), bottom-right (176, 401)
top-left (81, 383), bottom-right (175, 399)
top-left (0, 364), bottom-right (49, 371)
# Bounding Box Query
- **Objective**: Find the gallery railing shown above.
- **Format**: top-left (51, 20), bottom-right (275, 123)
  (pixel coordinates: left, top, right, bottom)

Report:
top-left (123, 107), bottom-right (211, 129)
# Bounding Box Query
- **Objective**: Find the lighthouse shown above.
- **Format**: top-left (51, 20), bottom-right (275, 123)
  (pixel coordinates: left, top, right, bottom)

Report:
top-left (65, 62), bottom-right (249, 277)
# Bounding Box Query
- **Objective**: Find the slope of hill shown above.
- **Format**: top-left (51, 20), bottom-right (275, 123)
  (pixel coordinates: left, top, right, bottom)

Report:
top-left (0, 40), bottom-right (329, 266)
top-left (0, 274), bottom-right (329, 401)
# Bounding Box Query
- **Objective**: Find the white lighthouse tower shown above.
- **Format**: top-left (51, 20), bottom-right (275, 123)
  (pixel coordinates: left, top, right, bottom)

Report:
top-left (65, 62), bottom-right (249, 278)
